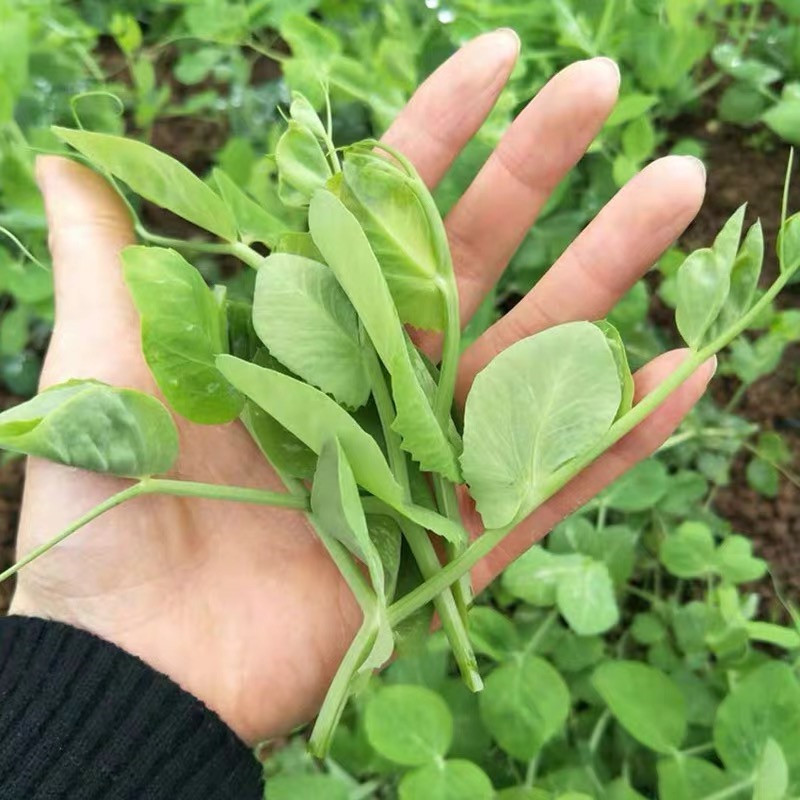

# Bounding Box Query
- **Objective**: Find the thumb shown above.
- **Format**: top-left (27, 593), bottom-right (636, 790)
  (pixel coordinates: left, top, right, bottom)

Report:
top-left (36, 156), bottom-right (146, 388)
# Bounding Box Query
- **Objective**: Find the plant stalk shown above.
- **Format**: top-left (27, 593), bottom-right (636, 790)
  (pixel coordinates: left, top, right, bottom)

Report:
top-left (363, 346), bottom-right (482, 690)
top-left (389, 266), bottom-right (796, 625)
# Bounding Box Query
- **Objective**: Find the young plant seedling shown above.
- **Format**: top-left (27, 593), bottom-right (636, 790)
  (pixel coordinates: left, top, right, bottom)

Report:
top-left (1, 94), bottom-right (797, 757)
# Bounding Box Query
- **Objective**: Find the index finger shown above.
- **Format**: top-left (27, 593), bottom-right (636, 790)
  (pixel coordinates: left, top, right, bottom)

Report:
top-left (381, 29), bottom-right (520, 187)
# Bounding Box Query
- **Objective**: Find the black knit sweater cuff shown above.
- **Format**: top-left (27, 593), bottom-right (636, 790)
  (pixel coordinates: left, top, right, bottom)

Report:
top-left (0, 616), bottom-right (263, 799)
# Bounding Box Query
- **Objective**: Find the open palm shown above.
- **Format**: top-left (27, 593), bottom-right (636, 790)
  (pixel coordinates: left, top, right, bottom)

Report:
top-left (9, 32), bottom-right (713, 744)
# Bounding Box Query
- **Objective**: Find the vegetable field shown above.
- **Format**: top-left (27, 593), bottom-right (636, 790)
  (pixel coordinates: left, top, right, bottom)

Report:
top-left (1, 2), bottom-right (800, 799)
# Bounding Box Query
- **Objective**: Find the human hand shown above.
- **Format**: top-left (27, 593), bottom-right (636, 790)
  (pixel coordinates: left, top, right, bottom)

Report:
top-left (9, 30), bottom-right (713, 744)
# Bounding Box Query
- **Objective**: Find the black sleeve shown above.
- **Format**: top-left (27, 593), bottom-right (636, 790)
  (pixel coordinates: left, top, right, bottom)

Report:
top-left (0, 616), bottom-right (264, 799)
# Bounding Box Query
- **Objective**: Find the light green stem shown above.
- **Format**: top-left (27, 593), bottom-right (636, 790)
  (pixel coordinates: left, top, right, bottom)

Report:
top-left (363, 345), bottom-right (482, 691)
top-left (308, 616), bottom-right (377, 758)
top-left (135, 225), bottom-right (265, 269)
top-left (433, 283), bottom-right (461, 426)
top-left (0, 478), bottom-right (307, 585)
top-left (0, 483), bottom-right (145, 584)
top-left (388, 268), bottom-right (795, 625)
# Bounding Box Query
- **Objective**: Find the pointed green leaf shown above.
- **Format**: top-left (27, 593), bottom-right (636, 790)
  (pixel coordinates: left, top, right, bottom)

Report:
top-left (212, 168), bottom-right (285, 248)
top-left (122, 246), bottom-right (243, 424)
top-left (312, 438), bottom-right (385, 597)
top-left (276, 121), bottom-right (333, 208)
top-left (216, 356), bottom-right (464, 542)
top-left (340, 150), bottom-right (447, 330)
top-left (52, 127), bottom-right (236, 240)
top-left (309, 189), bottom-right (460, 480)
top-left (0, 380), bottom-right (178, 477)
top-left (253, 253), bottom-right (369, 408)
top-left (595, 320), bottom-right (634, 418)
top-left (367, 514), bottom-right (402, 602)
top-left (289, 91), bottom-right (328, 140)
top-left (461, 322), bottom-right (621, 529)
top-left (275, 231), bottom-right (324, 261)
top-left (675, 205), bottom-right (746, 349)
top-left (592, 661), bottom-right (687, 753)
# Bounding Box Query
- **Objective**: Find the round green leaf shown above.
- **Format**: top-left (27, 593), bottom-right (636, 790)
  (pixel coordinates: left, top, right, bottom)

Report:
top-left (479, 656), bottom-right (570, 761)
top-left (556, 559), bottom-right (619, 635)
top-left (592, 661), bottom-right (687, 754)
top-left (604, 459), bottom-right (668, 511)
top-left (398, 759), bottom-right (493, 800)
top-left (462, 322), bottom-right (621, 529)
top-left (714, 662), bottom-right (800, 789)
top-left (364, 684), bottom-right (453, 766)
top-left (660, 521), bottom-right (716, 578)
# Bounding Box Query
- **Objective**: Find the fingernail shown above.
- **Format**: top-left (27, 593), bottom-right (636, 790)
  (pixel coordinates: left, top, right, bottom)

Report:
top-left (495, 27), bottom-right (521, 56)
top-left (682, 155), bottom-right (707, 182)
top-left (594, 56), bottom-right (621, 87)
top-left (704, 355), bottom-right (718, 381)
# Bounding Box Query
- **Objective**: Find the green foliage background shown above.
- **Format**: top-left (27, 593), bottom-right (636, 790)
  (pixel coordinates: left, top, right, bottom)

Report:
top-left (0, 1), bottom-right (799, 798)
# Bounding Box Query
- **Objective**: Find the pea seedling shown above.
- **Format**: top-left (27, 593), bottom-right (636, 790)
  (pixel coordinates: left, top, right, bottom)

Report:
top-left (0, 93), bottom-right (797, 756)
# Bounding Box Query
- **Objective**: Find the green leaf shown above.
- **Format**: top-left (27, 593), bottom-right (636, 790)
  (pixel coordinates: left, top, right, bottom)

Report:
top-left (364, 684), bottom-right (453, 766)
top-left (712, 221), bottom-right (764, 336)
top-left (747, 456), bottom-right (780, 497)
top-left (0, 380), bottom-right (178, 477)
top-left (502, 546), bottom-right (582, 607)
top-left (746, 621), bottom-right (800, 650)
top-left (52, 128), bottom-right (236, 241)
top-left (660, 521), bottom-right (716, 578)
top-left (240, 401), bottom-right (316, 480)
top-left (763, 98), bottom-right (800, 145)
top-left (340, 149), bottom-right (447, 330)
top-left (275, 231), bottom-right (325, 261)
top-left (607, 93), bottom-right (658, 126)
top-left (479, 655), bottom-right (570, 761)
top-left (289, 91), bottom-right (328, 140)
top-left (398, 760), bottom-right (494, 800)
top-left (467, 606), bottom-right (520, 661)
top-left (779, 212), bottom-right (800, 274)
top-left (657, 758), bottom-right (738, 800)
top-left (714, 535), bottom-right (767, 583)
top-left (556, 560), bottom-right (619, 635)
top-left (252, 254), bottom-right (369, 408)
top-left (604, 459), bottom-right (668, 511)
top-left (754, 739), bottom-right (790, 800)
top-left (276, 122), bottom-right (333, 208)
top-left (605, 778), bottom-right (648, 800)
top-left (714, 662), bottom-right (800, 790)
top-left (594, 321), bottom-right (634, 419)
top-left (461, 322), bottom-right (621, 529)
top-left (216, 356), bottom-right (463, 542)
top-left (622, 116), bottom-right (656, 164)
top-left (309, 189), bottom-right (460, 480)
top-left (367, 514), bottom-right (402, 603)
top-left (592, 661), bottom-right (687, 753)
top-left (675, 205), bottom-right (746, 348)
top-left (268, 774), bottom-right (348, 800)
top-left (631, 612), bottom-right (667, 645)
top-left (0, 306), bottom-right (29, 356)
top-left (281, 13), bottom-right (341, 62)
top-left (122, 246), bottom-right (243, 424)
top-left (212, 168), bottom-right (285, 248)
top-left (312, 438), bottom-right (385, 596)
